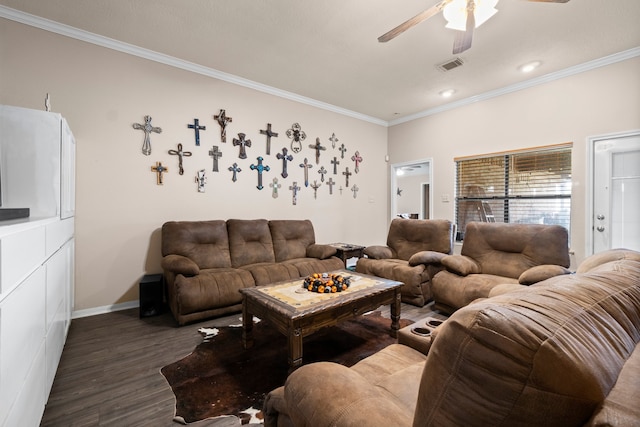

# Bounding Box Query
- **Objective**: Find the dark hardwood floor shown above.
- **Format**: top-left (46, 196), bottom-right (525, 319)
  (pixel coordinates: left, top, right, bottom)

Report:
top-left (40, 302), bottom-right (442, 426)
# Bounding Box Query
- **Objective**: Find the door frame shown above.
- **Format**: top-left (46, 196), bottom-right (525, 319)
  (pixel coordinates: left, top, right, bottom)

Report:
top-left (390, 158), bottom-right (433, 222)
top-left (586, 129), bottom-right (640, 256)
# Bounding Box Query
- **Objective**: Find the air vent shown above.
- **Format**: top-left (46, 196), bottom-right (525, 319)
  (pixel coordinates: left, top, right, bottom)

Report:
top-left (436, 57), bottom-right (464, 72)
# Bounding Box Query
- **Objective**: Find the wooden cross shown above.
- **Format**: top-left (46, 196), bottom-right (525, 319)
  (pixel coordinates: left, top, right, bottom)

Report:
top-left (133, 115), bottom-right (162, 156)
top-left (195, 169), bottom-right (207, 192)
top-left (343, 167), bottom-right (352, 187)
top-left (289, 182), bottom-right (301, 206)
top-left (351, 150), bottom-right (363, 173)
top-left (228, 162), bottom-right (242, 182)
top-left (187, 118), bottom-right (206, 146)
top-left (269, 177), bottom-right (281, 199)
top-left (276, 147), bottom-right (294, 178)
top-left (299, 157), bottom-right (313, 187)
top-left (168, 143), bottom-right (193, 175)
top-left (326, 177), bottom-right (336, 195)
top-left (351, 184), bottom-right (359, 199)
top-left (331, 156), bottom-right (340, 175)
top-left (318, 166), bottom-right (327, 182)
top-left (214, 109), bottom-right (232, 142)
top-left (311, 180), bottom-right (322, 199)
top-left (259, 123), bottom-right (279, 155)
top-left (286, 122), bottom-right (306, 153)
top-left (209, 145), bottom-right (222, 172)
top-left (151, 161), bottom-right (168, 185)
top-left (233, 133), bottom-right (252, 159)
top-left (250, 156), bottom-right (270, 190)
top-left (339, 143), bottom-right (347, 159)
top-left (329, 132), bottom-right (339, 149)
top-left (309, 138), bottom-right (326, 164)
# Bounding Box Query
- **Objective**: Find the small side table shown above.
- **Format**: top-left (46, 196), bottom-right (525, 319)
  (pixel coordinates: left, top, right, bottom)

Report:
top-left (328, 243), bottom-right (365, 266)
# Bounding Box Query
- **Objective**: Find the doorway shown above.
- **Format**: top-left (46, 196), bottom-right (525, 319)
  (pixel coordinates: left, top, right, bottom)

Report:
top-left (390, 159), bottom-right (432, 220)
top-left (589, 131), bottom-right (640, 254)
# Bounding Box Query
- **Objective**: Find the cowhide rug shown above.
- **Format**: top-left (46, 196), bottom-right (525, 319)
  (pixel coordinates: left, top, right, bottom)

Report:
top-left (161, 311), bottom-right (412, 425)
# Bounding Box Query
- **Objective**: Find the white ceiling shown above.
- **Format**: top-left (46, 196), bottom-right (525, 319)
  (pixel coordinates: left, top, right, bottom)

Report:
top-left (2, 0), bottom-right (639, 124)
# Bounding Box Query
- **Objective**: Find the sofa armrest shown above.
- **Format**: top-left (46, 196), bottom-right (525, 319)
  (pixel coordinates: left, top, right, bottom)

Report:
top-left (441, 255), bottom-right (481, 276)
top-left (518, 264), bottom-right (571, 285)
top-left (306, 244), bottom-right (337, 259)
top-left (283, 362), bottom-right (413, 427)
top-left (363, 245), bottom-right (394, 260)
top-left (161, 254), bottom-right (200, 276)
top-left (408, 250), bottom-right (447, 267)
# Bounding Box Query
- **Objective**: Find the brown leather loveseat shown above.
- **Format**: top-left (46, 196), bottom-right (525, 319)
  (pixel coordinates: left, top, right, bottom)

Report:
top-left (264, 249), bottom-right (640, 426)
top-left (161, 219), bottom-right (343, 325)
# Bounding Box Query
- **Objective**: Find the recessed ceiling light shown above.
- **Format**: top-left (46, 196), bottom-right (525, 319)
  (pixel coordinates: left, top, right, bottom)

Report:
top-left (439, 89), bottom-right (456, 98)
top-left (519, 60), bottom-right (542, 73)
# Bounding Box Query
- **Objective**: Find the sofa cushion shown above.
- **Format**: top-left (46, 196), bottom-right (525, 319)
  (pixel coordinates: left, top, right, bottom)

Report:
top-left (305, 244), bottom-right (337, 260)
top-left (356, 258), bottom-right (431, 306)
top-left (269, 219), bottom-right (316, 262)
top-left (282, 257), bottom-right (345, 278)
top-left (162, 220), bottom-right (231, 269)
top-left (240, 262), bottom-right (300, 286)
top-left (387, 218), bottom-right (453, 261)
top-left (363, 245), bottom-right (395, 259)
top-left (228, 219), bottom-right (275, 267)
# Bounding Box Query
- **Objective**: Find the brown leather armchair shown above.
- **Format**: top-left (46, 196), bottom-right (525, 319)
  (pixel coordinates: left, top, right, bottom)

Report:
top-left (431, 221), bottom-right (571, 313)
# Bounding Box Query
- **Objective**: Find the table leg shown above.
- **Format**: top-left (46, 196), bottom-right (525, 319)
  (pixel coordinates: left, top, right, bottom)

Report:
top-left (288, 327), bottom-right (303, 372)
top-left (242, 297), bottom-right (254, 350)
top-left (390, 290), bottom-right (401, 338)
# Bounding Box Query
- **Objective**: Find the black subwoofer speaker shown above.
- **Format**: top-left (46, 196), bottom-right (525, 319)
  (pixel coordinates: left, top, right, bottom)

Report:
top-left (139, 274), bottom-right (164, 318)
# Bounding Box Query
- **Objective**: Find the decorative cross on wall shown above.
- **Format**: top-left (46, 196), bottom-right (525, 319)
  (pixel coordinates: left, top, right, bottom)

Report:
top-left (351, 151), bottom-right (363, 173)
top-left (151, 161), bottom-right (168, 185)
top-left (270, 177), bottom-right (281, 198)
top-left (209, 146), bottom-right (222, 172)
top-left (276, 147), bottom-right (294, 178)
top-left (214, 109), bottom-right (232, 142)
top-left (326, 177), bottom-right (336, 195)
top-left (343, 167), bottom-right (352, 187)
top-left (187, 118), bottom-right (206, 146)
top-left (311, 180), bottom-right (321, 199)
top-left (233, 133), bottom-right (252, 159)
top-left (168, 143), bottom-right (193, 175)
top-left (195, 169), bottom-right (207, 192)
top-left (228, 163), bottom-right (242, 182)
top-left (250, 156), bottom-right (270, 190)
top-left (329, 132), bottom-right (339, 149)
top-left (309, 138), bottom-right (326, 164)
top-left (289, 182), bottom-right (301, 206)
top-left (317, 166), bottom-right (327, 182)
top-left (338, 143), bottom-right (347, 159)
top-left (286, 122), bottom-right (306, 153)
top-left (259, 123), bottom-right (279, 155)
top-left (133, 115), bottom-right (162, 156)
top-left (351, 184), bottom-right (359, 199)
top-left (331, 157), bottom-right (340, 175)
top-left (299, 157), bottom-right (313, 187)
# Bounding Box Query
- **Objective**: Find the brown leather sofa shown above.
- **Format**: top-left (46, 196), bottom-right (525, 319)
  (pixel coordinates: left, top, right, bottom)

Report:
top-left (355, 219), bottom-right (455, 306)
top-left (161, 219), bottom-right (343, 325)
top-left (263, 249), bottom-right (640, 427)
top-left (431, 221), bottom-right (571, 314)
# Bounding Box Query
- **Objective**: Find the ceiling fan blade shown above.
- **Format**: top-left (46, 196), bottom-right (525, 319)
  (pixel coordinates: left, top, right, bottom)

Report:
top-left (378, 0), bottom-right (449, 43)
top-left (452, 2), bottom-right (475, 54)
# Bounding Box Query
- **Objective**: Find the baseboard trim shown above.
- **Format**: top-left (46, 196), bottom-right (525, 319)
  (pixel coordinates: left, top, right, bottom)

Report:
top-left (72, 300), bottom-right (139, 319)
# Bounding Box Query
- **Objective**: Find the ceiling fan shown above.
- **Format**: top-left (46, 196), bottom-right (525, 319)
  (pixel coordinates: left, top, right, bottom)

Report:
top-left (378, 0), bottom-right (570, 54)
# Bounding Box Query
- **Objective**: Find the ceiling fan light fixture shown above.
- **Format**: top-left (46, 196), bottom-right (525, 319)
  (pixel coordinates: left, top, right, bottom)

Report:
top-left (443, 0), bottom-right (499, 31)
top-left (519, 60), bottom-right (542, 73)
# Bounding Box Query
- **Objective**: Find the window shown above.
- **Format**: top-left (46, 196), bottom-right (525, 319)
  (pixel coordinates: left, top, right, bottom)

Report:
top-left (455, 143), bottom-right (572, 240)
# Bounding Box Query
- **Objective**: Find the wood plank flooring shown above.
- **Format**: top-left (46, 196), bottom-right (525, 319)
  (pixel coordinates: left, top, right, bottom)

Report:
top-left (40, 302), bottom-right (442, 426)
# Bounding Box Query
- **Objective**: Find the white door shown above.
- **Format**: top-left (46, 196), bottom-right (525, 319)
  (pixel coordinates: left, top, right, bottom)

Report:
top-left (592, 133), bottom-right (640, 253)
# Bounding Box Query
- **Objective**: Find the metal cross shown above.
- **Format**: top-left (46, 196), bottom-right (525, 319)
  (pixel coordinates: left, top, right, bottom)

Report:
top-left (250, 156), bottom-right (270, 190)
top-left (343, 167), bottom-right (352, 187)
top-left (318, 166), bottom-right (327, 182)
top-left (214, 109), bottom-right (232, 142)
top-left (329, 132), bottom-right (339, 149)
top-left (269, 177), bottom-right (281, 198)
top-left (351, 150), bottom-right (363, 173)
top-left (311, 180), bottom-right (321, 199)
top-left (133, 115), bottom-right (162, 156)
top-left (326, 177), bottom-right (336, 195)
top-left (233, 133), bottom-right (252, 159)
top-left (289, 182), bottom-right (301, 205)
top-left (151, 161), bottom-right (168, 185)
top-left (276, 147), bottom-right (294, 178)
top-left (187, 118), bottom-right (206, 146)
top-left (331, 156), bottom-right (340, 175)
top-left (259, 123), bottom-right (279, 155)
top-left (351, 184), bottom-right (359, 199)
top-left (309, 138), bottom-right (326, 164)
top-left (168, 143), bottom-right (193, 175)
top-left (299, 157), bottom-right (313, 187)
top-left (228, 162), bottom-right (242, 182)
top-left (339, 143), bottom-right (347, 159)
top-left (209, 145), bottom-right (222, 172)
top-left (286, 122), bottom-right (306, 153)
top-left (195, 169), bottom-right (207, 192)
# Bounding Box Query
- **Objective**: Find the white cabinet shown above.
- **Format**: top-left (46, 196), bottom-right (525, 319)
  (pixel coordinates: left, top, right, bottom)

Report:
top-left (0, 105), bottom-right (75, 427)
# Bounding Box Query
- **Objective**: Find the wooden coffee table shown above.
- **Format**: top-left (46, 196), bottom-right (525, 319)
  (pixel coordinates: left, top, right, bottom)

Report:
top-left (239, 270), bottom-right (403, 372)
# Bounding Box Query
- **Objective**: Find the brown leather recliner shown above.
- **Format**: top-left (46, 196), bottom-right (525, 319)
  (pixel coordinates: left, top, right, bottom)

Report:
top-left (431, 221), bottom-right (571, 313)
top-left (356, 219), bottom-right (455, 306)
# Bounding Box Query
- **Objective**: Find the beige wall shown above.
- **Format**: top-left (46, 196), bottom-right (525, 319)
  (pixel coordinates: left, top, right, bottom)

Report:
top-left (388, 56), bottom-right (640, 267)
top-left (0, 19), bottom-right (389, 312)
